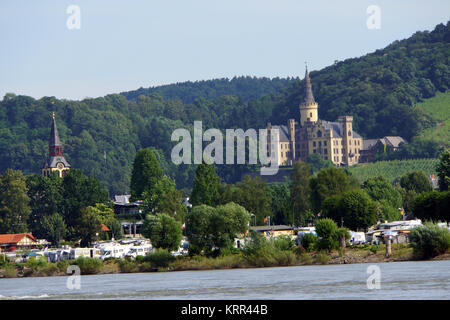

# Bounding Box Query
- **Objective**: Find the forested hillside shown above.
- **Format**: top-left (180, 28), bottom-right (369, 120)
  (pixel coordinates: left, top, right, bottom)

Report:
top-left (0, 21), bottom-right (448, 195)
top-left (121, 76), bottom-right (297, 104)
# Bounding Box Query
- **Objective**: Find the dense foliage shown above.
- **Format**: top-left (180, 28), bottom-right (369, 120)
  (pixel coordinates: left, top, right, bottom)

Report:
top-left (410, 222), bottom-right (450, 259)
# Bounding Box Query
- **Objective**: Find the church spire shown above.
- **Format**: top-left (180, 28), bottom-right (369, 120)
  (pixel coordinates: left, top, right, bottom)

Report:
top-left (303, 65), bottom-right (316, 106)
top-left (49, 112), bottom-right (62, 156)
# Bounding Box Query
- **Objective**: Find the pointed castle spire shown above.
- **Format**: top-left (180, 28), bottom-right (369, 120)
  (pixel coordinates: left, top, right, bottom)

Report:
top-left (302, 65), bottom-right (316, 106)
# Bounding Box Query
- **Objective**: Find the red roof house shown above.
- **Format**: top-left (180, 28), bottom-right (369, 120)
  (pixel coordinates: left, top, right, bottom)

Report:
top-left (0, 233), bottom-right (38, 250)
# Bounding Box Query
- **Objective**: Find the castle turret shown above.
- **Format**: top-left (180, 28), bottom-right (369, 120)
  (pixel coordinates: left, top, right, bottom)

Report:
top-left (299, 67), bottom-right (318, 126)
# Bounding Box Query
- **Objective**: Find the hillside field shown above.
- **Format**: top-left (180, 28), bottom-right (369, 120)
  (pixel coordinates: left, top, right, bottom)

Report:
top-left (415, 90), bottom-right (450, 147)
top-left (348, 158), bottom-right (439, 183)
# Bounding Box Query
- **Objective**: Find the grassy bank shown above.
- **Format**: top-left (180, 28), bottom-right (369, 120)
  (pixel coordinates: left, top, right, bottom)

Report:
top-left (1, 243), bottom-right (447, 279)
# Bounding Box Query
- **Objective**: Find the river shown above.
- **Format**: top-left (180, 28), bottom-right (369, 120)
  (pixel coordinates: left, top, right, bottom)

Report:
top-left (1, 260), bottom-right (449, 299)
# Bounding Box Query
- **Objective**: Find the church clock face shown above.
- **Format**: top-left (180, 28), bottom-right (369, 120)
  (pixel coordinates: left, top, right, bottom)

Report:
top-left (57, 163), bottom-right (64, 169)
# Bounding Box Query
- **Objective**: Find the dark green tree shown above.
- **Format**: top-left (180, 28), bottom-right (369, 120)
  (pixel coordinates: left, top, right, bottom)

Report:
top-left (130, 148), bottom-right (164, 201)
top-left (142, 213), bottom-right (182, 251)
top-left (400, 171), bottom-right (433, 194)
top-left (40, 213), bottom-right (67, 246)
top-left (191, 163), bottom-right (220, 207)
top-left (0, 169), bottom-right (31, 234)
top-left (78, 207), bottom-right (102, 247)
top-left (61, 169), bottom-right (109, 238)
top-left (185, 205), bottom-right (216, 254)
top-left (26, 173), bottom-right (63, 238)
top-left (290, 161), bottom-right (312, 226)
top-left (436, 149), bottom-right (450, 191)
top-left (309, 166), bottom-right (360, 212)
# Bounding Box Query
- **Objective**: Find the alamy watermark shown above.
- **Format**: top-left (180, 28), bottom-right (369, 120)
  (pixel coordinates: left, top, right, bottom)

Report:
top-left (366, 5), bottom-right (381, 30)
top-left (66, 5), bottom-right (81, 30)
top-left (366, 265), bottom-right (381, 289)
top-left (171, 121), bottom-right (280, 175)
top-left (66, 265), bottom-right (81, 290)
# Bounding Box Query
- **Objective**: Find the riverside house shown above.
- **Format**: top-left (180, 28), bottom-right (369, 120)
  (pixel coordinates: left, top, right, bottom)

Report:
top-left (0, 233), bottom-right (39, 252)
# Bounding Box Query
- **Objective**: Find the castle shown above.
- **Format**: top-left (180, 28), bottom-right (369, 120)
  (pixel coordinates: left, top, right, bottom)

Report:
top-left (267, 68), bottom-right (363, 167)
top-left (41, 112), bottom-right (71, 177)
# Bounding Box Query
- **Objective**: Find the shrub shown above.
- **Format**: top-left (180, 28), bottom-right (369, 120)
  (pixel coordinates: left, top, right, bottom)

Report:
top-left (56, 260), bottom-right (70, 273)
top-left (3, 265), bottom-right (18, 278)
top-left (143, 249), bottom-right (175, 268)
top-left (410, 222), bottom-right (450, 259)
top-left (36, 263), bottom-right (59, 276)
top-left (301, 233), bottom-right (317, 252)
top-left (315, 252), bottom-right (331, 265)
top-left (118, 259), bottom-right (139, 273)
top-left (0, 254), bottom-right (9, 267)
top-left (299, 253), bottom-right (313, 264)
top-left (73, 257), bottom-right (104, 274)
top-left (272, 235), bottom-right (295, 251)
top-left (315, 218), bottom-right (339, 251)
top-left (26, 257), bottom-right (48, 270)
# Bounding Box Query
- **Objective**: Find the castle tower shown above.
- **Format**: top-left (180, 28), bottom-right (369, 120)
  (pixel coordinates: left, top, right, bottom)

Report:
top-left (299, 66), bottom-right (318, 127)
top-left (42, 112), bottom-right (71, 178)
top-left (287, 118), bottom-right (296, 162)
top-left (338, 116), bottom-right (354, 165)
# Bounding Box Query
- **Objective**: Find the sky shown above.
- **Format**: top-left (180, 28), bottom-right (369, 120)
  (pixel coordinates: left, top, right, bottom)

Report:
top-left (1, 0), bottom-right (449, 100)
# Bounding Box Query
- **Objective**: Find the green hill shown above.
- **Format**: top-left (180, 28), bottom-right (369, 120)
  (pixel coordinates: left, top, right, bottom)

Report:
top-left (415, 90), bottom-right (450, 147)
top-left (120, 76), bottom-right (297, 104)
top-left (1, 21), bottom-right (449, 194)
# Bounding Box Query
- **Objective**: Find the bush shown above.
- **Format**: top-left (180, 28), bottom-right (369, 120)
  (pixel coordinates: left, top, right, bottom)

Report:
top-left (272, 235), bottom-right (295, 251)
top-left (315, 252), bottom-right (331, 265)
top-left (56, 260), bottom-right (70, 273)
top-left (0, 254), bottom-right (9, 267)
top-left (143, 249), bottom-right (175, 268)
top-left (118, 259), bottom-right (139, 273)
top-left (36, 263), bottom-right (59, 276)
top-left (3, 265), bottom-right (18, 278)
top-left (26, 257), bottom-right (48, 270)
top-left (299, 253), bottom-right (313, 264)
top-left (315, 219), bottom-right (339, 251)
top-left (410, 222), bottom-right (450, 259)
top-left (73, 257), bottom-right (104, 274)
top-left (301, 233), bottom-right (317, 252)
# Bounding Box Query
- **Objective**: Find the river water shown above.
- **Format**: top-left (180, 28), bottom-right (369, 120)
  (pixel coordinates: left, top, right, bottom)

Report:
top-left (0, 260), bottom-right (449, 300)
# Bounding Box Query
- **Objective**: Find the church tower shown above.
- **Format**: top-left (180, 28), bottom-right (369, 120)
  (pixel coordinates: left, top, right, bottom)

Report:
top-left (42, 112), bottom-right (71, 178)
top-left (299, 66), bottom-right (318, 126)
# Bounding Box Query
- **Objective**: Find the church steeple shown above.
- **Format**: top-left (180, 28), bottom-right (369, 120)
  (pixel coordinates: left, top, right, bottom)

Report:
top-left (49, 112), bottom-right (62, 156)
top-left (42, 112), bottom-right (71, 178)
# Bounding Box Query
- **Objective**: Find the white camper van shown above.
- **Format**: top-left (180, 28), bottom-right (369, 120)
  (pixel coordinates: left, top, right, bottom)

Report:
top-left (69, 248), bottom-right (101, 259)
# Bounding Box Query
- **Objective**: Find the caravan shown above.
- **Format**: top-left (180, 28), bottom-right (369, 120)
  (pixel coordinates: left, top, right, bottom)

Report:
top-left (124, 245), bottom-right (153, 259)
top-left (69, 248), bottom-right (101, 259)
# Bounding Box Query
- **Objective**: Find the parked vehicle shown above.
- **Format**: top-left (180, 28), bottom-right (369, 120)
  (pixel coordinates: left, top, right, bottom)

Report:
top-left (124, 245), bottom-right (153, 259)
top-left (349, 232), bottom-right (366, 245)
top-left (69, 248), bottom-right (101, 260)
top-left (99, 245), bottom-right (132, 260)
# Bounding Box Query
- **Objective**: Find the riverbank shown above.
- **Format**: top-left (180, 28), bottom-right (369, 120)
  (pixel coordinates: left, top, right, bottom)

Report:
top-left (1, 244), bottom-right (449, 279)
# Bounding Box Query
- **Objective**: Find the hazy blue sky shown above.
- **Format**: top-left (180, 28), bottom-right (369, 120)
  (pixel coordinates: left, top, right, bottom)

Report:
top-left (1, 0), bottom-right (449, 100)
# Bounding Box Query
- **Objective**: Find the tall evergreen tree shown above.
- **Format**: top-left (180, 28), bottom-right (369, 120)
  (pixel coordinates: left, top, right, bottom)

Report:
top-left (290, 161), bottom-right (312, 225)
top-left (130, 148), bottom-right (164, 201)
top-left (437, 149), bottom-right (450, 191)
top-left (0, 169), bottom-right (31, 234)
top-left (191, 163), bottom-right (220, 207)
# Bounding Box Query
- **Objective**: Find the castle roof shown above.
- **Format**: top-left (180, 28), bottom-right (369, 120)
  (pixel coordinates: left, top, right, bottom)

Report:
top-left (271, 125), bottom-right (290, 142)
top-left (320, 120), bottom-right (362, 139)
top-left (301, 67), bottom-right (316, 107)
